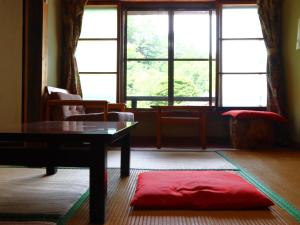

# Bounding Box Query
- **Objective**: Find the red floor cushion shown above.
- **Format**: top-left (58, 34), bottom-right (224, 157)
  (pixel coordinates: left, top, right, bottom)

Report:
top-left (130, 171), bottom-right (273, 210)
top-left (222, 110), bottom-right (286, 123)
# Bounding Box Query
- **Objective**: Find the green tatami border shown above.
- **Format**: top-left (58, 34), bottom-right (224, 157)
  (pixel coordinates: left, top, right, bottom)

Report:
top-left (57, 189), bottom-right (90, 225)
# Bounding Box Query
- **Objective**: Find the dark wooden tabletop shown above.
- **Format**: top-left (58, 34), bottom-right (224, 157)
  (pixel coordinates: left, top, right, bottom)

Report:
top-left (0, 121), bottom-right (138, 142)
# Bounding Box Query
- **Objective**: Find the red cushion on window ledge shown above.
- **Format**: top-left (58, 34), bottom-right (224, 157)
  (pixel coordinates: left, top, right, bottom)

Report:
top-left (130, 171), bottom-right (273, 210)
top-left (222, 110), bottom-right (287, 123)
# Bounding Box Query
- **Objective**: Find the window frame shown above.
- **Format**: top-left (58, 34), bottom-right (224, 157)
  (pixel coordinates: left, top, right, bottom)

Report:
top-left (217, 3), bottom-right (267, 107)
top-left (123, 4), bottom-right (216, 108)
top-left (82, 0), bottom-right (267, 110)
top-left (77, 4), bottom-right (120, 102)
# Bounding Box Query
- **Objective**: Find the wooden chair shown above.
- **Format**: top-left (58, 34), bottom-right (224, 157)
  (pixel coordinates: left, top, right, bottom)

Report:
top-left (44, 86), bottom-right (134, 122)
top-left (152, 106), bottom-right (209, 149)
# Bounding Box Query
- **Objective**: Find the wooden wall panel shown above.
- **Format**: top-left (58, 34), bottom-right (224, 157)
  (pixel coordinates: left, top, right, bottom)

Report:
top-left (23, 0), bottom-right (48, 122)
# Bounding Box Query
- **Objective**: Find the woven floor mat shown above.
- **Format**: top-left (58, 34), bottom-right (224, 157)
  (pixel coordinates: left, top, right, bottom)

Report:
top-left (108, 150), bottom-right (237, 170)
top-left (0, 167), bottom-right (89, 222)
top-left (66, 169), bottom-right (294, 225)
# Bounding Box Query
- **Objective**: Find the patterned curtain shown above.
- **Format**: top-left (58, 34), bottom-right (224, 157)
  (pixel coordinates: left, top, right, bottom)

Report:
top-left (61, 0), bottom-right (88, 95)
top-left (257, 0), bottom-right (286, 116)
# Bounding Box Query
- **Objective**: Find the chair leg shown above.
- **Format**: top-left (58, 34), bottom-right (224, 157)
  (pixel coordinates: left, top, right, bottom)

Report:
top-left (157, 123), bottom-right (161, 149)
top-left (156, 110), bottom-right (161, 149)
top-left (200, 115), bottom-right (206, 149)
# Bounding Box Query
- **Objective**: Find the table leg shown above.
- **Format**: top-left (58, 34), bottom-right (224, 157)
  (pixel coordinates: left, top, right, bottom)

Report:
top-left (121, 133), bottom-right (130, 177)
top-left (45, 141), bottom-right (58, 176)
top-left (46, 167), bottom-right (57, 175)
top-left (90, 141), bottom-right (106, 224)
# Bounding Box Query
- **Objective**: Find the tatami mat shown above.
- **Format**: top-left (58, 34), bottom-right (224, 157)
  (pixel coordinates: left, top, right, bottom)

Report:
top-left (220, 150), bottom-right (300, 209)
top-left (0, 167), bottom-right (89, 219)
top-left (108, 150), bottom-right (237, 170)
top-left (66, 169), bottom-right (295, 225)
top-left (0, 150), bottom-right (298, 225)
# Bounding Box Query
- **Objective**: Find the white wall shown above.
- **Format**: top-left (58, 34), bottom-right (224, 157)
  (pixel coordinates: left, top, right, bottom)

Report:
top-left (0, 0), bottom-right (22, 127)
top-left (48, 0), bottom-right (61, 87)
top-left (283, 0), bottom-right (300, 144)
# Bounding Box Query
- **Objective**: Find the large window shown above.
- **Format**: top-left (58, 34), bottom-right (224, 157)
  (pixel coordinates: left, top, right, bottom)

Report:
top-left (77, 3), bottom-right (267, 108)
top-left (125, 10), bottom-right (216, 108)
top-left (220, 6), bottom-right (267, 107)
top-left (76, 6), bottom-right (118, 102)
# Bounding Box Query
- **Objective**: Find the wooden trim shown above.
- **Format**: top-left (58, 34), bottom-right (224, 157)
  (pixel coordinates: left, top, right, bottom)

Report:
top-left (121, 2), bottom-right (216, 10)
top-left (216, 0), bottom-right (222, 106)
top-left (108, 103), bottom-right (126, 112)
top-left (87, 0), bottom-right (257, 5)
top-left (117, 4), bottom-right (121, 102)
top-left (88, 0), bottom-right (216, 3)
top-left (219, 0), bottom-right (256, 4)
top-left (168, 11), bottom-right (174, 106)
top-left (41, 2), bottom-right (49, 119)
top-left (22, 0), bottom-right (29, 123)
top-left (209, 10), bottom-right (213, 107)
top-left (122, 8), bottom-right (128, 104)
top-left (23, 0), bottom-right (46, 122)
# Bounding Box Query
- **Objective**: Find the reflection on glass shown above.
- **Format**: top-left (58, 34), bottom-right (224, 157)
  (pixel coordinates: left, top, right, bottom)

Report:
top-left (107, 128), bottom-right (117, 134)
top-left (127, 11), bottom-right (168, 59)
top-left (138, 101), bottom-right (167, 108)
top-left (174, 61), bottom-right (209, 97)
top-left (76, 41), bottom-right (117, 72)
top-left (174, 11), bottom-right (210, 58)
top-left (80, 7), bottom-right (117, 38)
top-left (173, 101), bottom-right (210, 106)
top-left (80, 74), bottom-right (116, 102)
top-left (222, 7), bottom-right (263, 38)
top-left (222, 40), bottom-right (267, 73)
top-left (127, 61), bottom-right (168, 96)
top-left (222, 74), bottom-right (267, 107)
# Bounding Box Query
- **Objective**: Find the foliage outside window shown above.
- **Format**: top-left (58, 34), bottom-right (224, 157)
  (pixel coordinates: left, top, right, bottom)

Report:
top-left (125, 10), bottom-right (216, 108)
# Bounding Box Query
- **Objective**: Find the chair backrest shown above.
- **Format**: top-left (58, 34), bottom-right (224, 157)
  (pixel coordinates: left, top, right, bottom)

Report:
top-left (44, 86), bottom-right (85, 120)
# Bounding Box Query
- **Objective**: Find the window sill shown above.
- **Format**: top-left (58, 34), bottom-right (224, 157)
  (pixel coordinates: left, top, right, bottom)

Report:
top-left (128, 106), bottom-right (267, 113)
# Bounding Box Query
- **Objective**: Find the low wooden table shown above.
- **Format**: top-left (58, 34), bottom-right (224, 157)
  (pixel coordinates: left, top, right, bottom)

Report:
top-left (0, 121), bottom-right (138, 224)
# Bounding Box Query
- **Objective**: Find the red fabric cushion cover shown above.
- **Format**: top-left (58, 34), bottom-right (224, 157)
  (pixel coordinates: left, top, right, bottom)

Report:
top-left (222, 110), bottom-right (286, 123)
top-left (130, 171), bottom-right (273, 210)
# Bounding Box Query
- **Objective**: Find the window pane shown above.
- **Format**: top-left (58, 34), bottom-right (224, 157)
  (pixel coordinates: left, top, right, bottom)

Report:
top-left (212, 61), bottom-right (216, 98)
top-left (127, 11), bottom-right (168, 59)
top-left (80, 74), bottom-right (116, 102)
top-left (174, 11), bottom-right (210, 58)
top-left (222, 7), bottom-right (263, 38)
top-left (212, 12), bottom-right (216, 59)
top-left (127, 61), bottom-right (168, 96)
top-left (80, 7), bottom-right (117, 38)
top-left (222, 74), bottom-right (267, 107)
top-left (174, 61), bottom-right (209, 97)
top-left (222, 40), bottom-right (267, 73)
top-left (76, 41), bottom-right (117, 72)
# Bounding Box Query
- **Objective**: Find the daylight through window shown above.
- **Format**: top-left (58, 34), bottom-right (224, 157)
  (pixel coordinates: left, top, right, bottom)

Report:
top-left (76, 3), bottom-right (267, 108)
